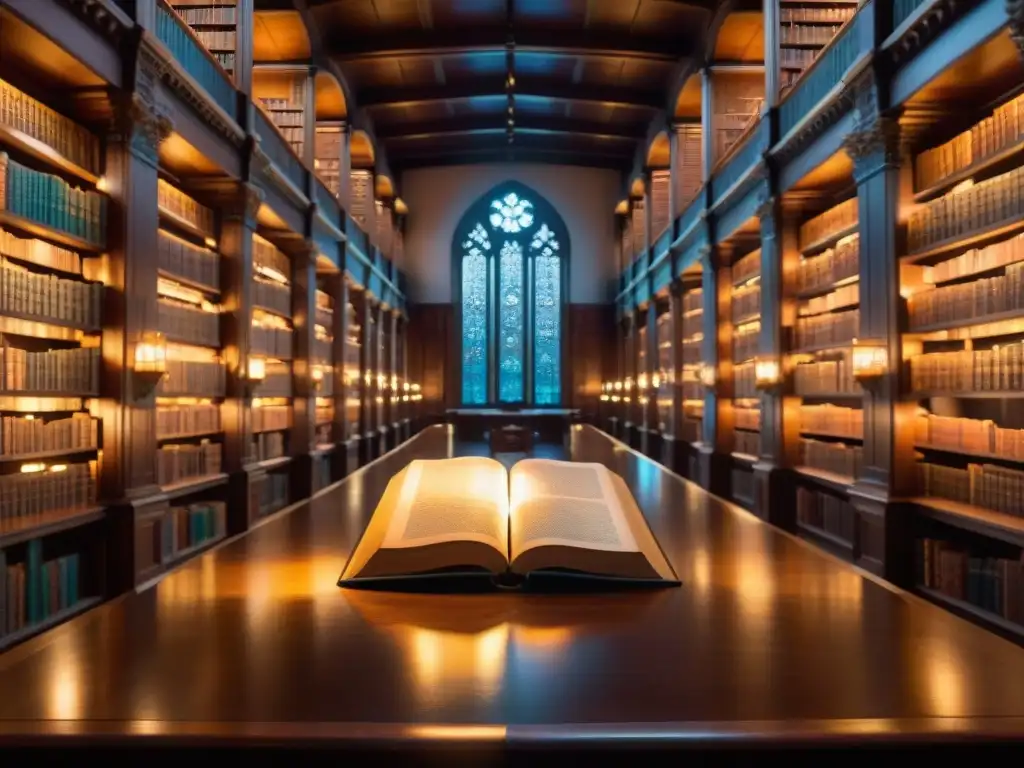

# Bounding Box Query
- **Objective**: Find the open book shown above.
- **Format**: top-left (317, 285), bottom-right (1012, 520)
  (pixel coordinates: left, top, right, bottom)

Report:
top-left (338, 457), bottom-right (679, 588)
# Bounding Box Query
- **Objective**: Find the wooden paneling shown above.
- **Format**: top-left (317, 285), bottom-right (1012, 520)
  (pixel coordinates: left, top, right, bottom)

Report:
top-left (407, 303), bottom-right (455, 416)
top-left (567, 304), bottom-right (615, 418)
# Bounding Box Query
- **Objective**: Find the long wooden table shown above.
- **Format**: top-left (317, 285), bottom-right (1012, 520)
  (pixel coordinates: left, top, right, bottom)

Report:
top-left (1, 424), bottom-right (1024, 758)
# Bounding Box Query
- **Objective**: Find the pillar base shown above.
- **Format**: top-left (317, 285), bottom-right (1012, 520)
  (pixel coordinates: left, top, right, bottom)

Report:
top-left (695, 443), bottom-right (729, 496)
top-left (107, 491), bottom-right (170, 595)
top-left (607, 416), bottom-right (620, 439)
top-left (228, 466), bottom-right (263, 534)
top-left (849, 481), bottom-right (913, 584)
top-left (753, 461), bottom-right (796, 530)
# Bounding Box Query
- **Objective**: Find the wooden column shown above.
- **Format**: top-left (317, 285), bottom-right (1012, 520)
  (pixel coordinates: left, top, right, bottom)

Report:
top-left (290, 241), bottom-right (318, 501)
top-left (700, 68), bottom-right (714, 183)
top-left (697, 245), bottom-right (734, 495)
top-left (100, 40), bottom-right (173, 592)
top-left (301, 67), bottom-right (316, 170)
top-left (843, 73), bottom-right (912, 580)
top-left (763, 0), bottom-right (780, 110)
top-left (753, 194), bottom-right (799, 528)
top-left (327, 270), bottom-right (349, 479)
top-left (234, 0), bottom-right (254, 98)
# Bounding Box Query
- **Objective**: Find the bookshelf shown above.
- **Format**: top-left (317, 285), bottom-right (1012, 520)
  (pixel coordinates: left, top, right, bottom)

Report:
top-left (315, 125), bottom-right (344, 200)
top-left (254, 69), bottom-right (308, 161)
top-left (778, 1), bottom-right (860, 96)
top-left (0, 77), bottom-right (107, 649)
top-left (169, 0), bottom-right (238, 75)
top-left (655, 307), bottom-right (673, 441)
top-left (727, 247), bottom-right (761, 507)
top-left (790, 196), bottom-right (862, 554)
top-left (343, 291), bottom-right (363, 471)
top-left (250, 234), bottom-right (293, 518)
top-left (155, 181), bottom-right (227, 500)
top-left (903, 87), bottom-right (1024, 640)
top-left (312, 284), bottom-right (334, 491)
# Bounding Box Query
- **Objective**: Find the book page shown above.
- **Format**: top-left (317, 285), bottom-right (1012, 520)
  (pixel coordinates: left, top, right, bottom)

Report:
top-left (509, 460), bottom-right (638, 558)
top-left (380, 457), bottom-right (509, 555)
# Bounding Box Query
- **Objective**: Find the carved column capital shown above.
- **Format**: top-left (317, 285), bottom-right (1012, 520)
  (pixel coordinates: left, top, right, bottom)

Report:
top-left (1009, 0), bottom-right (1024, 57)
top-left (221, 183), bottom-right (264, 230)
top-left (844, 117), bottom-right (902, 183)
top-left (111, 91), bottom-right (173, 163)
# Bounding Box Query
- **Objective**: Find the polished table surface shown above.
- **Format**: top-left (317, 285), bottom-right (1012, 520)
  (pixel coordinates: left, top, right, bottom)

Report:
top-left (2, 425), bottom-right (1024, 748)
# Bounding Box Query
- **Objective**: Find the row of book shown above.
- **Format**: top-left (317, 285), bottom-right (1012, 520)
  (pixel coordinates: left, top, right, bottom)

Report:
top-left (733, 322), bottom-right (759, 363)
top-left (907, 261), bottom-right (1024, 329)
top-left (799, 403), bottom-right (863, 439)
top-left (253, 278), bottom-right (291, 317)
top-left (156, 441), bottom-right (222, 486)
top-left (155, 501), bottom-right (227, 565)
top-left (0, 154), bottom-right (106, 248)
top-left (735, 405), bottom-right (760, 431)
top-left (919, 461), bottom-right (1024, 518)
top-left (0, 413), bottom-right (96, 457)
top-left (0, 77), bottom-right (100, 175)
top-left (794, 307), bottom-right (859, 350)
top-left (780, 47), bottom-right (819, 70)
top-left (797, 486), bottom-right (857, 545)
top-left (732, 283), bottom-right (761, 321)
top-left (906, 166), bottom-right (1024, 254)
top-left (315, 423), bottom-right (333, 447)
top-left (0, 461), bottom-right (96, 525)
top-left (2, 544), bottom-right (81, 637)
top-left (799, 282), bottom-right (859, 317)
top-left (682, 289), bottom-right (703, 314)
top-left (794, 356), bottom-right (862, 396)
top-left (909, 345), bottom-right (1024, 393)
top-left (158, 229), bottom-right (220, 292)
top-left (917, 538), bottom-right (1024, 626)
top-left (914, 92), bottom-right (1024, 192)
top-left (924, 232), bottom-right (1024, 285)
top-left (780, 22), bottom-right (846, 45)
top-left (253, 470), bottom-right (289, 519)
top-left (780, 5), bottom-right (857, 24)
top-left (0, 257), bottom-right (102, 329)
top-left (253, 235), bottom-right (291, 284)
top-left (345, 396), bottom-right (360, 439)
top-left (735, 430), bottom-right (759, 456)
top-left (172, 3), bottom-right (236, 26)
top-left (800, 437), bottom-right (861, 478)
top-left (797, 235), bottom-right (859, 294)
top-left (252, 403), bottom-right (292, 433)
top-left (253, 369), bottom-right (292, 399)
top-left (251, 431), bottom-right (286, 462)
top-left (158, 297), bottom-right (220, 348)
top-left (0, 344), bottom-right (98, 394)
top-left (156, 403), bottom-right (220, 438)
top-left (252, 314), bottom-right (293, 359)
top-left (158, 358), bottom-right (226, 398)
top-left (799, 198), bottom-right (857, 252)
top-left (915, 413), bottom-right (1024, 460)
top-left (0, 228), bottom-right (82, 276)
top-left (158, 179), bottom-right (214, 238)
top-left (184, 27), bottom-right (234, 53)
top-left (733, 249), bottom-right (760, 285)
top-left (735, 361), bottom-right (757, 398)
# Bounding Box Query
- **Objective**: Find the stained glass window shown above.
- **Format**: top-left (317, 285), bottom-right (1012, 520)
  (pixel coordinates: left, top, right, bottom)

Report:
top-left (457, 186), bottom-right (564, 405)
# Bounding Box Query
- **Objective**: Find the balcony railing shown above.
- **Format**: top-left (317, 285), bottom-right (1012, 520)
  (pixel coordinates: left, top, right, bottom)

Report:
top-left (711, 119), bottom-right (767, 206)
top-left (893, 0), bottom-right (929, 30)
top-left (253, 107), bottom-right (308, 197)
top-left (155, 1), bottom-right (237, 123)
top-left (778, 6), bottom-right (870, 140)
top-left (314, 177), bottom-right (341, 230)
top-left (346, 213), bottom-right (369, 260)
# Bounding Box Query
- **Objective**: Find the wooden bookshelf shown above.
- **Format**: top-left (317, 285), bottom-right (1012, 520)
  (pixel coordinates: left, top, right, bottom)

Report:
top-left (254, 69), bottom-right (308, 161)
top-left (680, 286), bottom-right (703, 446)
top-left (778, 0), bottom-right (860, 96)
top-left (730, 248), bottom-right (761, 481)
top-left (170, 1), bottom-right (238, 75)
top-left (0, 71), bottom-right (108, 649)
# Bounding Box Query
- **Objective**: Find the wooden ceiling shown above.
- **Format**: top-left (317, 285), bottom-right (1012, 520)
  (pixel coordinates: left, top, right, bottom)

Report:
top-left (306, 0), bottom-right (719, 172)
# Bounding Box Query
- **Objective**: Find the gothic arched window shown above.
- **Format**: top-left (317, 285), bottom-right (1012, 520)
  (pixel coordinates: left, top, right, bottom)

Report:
top-left (454, 184), bottom-right (569, 406)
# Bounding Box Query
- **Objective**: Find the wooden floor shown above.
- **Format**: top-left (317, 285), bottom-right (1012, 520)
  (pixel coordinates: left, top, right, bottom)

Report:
top-left (2, 424), bottom-right (1024, 755)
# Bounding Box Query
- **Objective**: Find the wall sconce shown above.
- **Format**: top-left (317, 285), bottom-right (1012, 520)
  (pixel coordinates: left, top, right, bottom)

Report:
top-left (754, 356), bottom-right (781, 391)
top-left (637, 373), bottom-right (648, 391)
top-left (614, 380), bottom-right (623, 392)
top-left (311, 365), bottom-right (324, 391)
top-left (651, 373), bottom-right (661, 389)
top-left (698, 362), bottom-right (717, 389)
top-left (851, 339), bottom-right (888, 381)
top-left (411, 383), bottom-right (421, 394)
top-left (242, 354), bottom-right (266, 397)
top-left (133, 331), bottom-right (167, 399)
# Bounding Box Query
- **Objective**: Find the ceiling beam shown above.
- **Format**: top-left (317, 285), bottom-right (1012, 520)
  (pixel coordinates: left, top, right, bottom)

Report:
top-left (393, 147), bottom-right (632, 171)
top-left (375, 116), bottom-right (646, 141)
top-left (327, 28), bottom-right (690, 62)
top-left (357, 79), bottom-right (664, 111)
